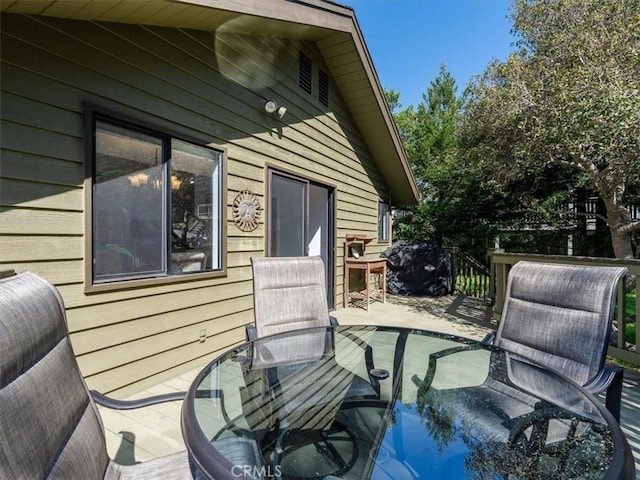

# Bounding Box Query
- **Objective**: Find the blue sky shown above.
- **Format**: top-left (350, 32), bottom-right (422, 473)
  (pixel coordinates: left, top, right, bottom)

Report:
top-left (346, 0), bottom-right (517, 108)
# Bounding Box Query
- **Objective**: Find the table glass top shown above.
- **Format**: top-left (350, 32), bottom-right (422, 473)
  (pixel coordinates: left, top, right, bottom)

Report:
top-left (186, 326), bottom-right (625, 480)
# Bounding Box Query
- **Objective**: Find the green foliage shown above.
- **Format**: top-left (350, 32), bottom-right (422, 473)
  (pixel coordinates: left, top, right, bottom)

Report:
top-left (384, 89), bottom-right (403, 113)
top-left (627, 292), bottom-right (637, 318)
top-left (391, 65), bottom-right (460, 241)
top-left (613, 292), bottom-right (637, 344)
top-left (461, 0), bottom-right (640, 258)
top-left (388, 1), bottom-right (640, 259)
top-left (391, 65), bottom-right (503, 257)
top-left (455, 274), bottom-right (491, 299)
top-left (627, 324), bottom-right (637, 345)
top-left (624, 292), bottom-right (636, 345)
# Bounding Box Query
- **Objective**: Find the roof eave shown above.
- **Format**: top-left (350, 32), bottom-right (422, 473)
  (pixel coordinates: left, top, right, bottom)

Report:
top-left (0, 0), bottom-right (420, 205)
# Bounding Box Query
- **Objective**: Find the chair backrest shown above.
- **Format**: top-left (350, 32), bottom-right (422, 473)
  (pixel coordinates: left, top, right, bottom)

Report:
top-left (495, 261), bottom-right (627, 387)
top-left (504, 353), bottom-right (602, 422)
top-left (251, 256), bottom-right (331, 339)
top-left (0, 272), bottom-right (109, 480)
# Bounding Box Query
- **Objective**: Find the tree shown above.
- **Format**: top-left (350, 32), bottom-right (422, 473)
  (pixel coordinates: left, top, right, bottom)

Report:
top-left (392, 65), bottom-right (551, 259)
top-left (461, 0), bottom-right (640, 259)
top-left (392, 66), bottom-right (477, 244)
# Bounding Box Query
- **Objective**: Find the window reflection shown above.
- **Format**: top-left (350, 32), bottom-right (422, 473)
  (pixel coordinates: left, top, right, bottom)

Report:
top-left (92, 119), bottom-right (222, 283)
top-left (170, 139), bottom-right (221, 272)
top-left (378, 201), bottom-right (390, 241)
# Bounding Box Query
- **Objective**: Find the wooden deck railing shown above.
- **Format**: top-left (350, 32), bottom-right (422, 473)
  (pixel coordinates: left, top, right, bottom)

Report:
top-left (446, 247), bottom-right (491, 300)
top-left (489, 251), bottom-right (640, 367)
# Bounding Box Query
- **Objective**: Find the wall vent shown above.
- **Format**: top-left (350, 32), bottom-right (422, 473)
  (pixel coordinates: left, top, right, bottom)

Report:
top-left (318, 69), bottom-right (329, 106)
top-left (299, 51), bottom-right (312, 94)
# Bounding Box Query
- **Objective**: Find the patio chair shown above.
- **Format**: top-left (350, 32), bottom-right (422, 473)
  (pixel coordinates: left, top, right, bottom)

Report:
top-left (482, 261), bottom-right (628, 422)
top-left (247, 256), bottom-right (377, 398)
top-left (0, 271), bottom-right (261, 480)
top-left (244, 257), bottom-right (378, 477)
top-left (247, 255), bottom-right (338, 340)
top-left (412, 348), bottom-right (622, 477)
top-left (241, 328), bottom-right (362, 477)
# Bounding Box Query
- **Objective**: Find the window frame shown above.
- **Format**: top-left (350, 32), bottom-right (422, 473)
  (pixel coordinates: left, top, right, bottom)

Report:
top-left (84, 104), bottom-right (227, 292)
top-left (378, 200), bottom-right (390, 243)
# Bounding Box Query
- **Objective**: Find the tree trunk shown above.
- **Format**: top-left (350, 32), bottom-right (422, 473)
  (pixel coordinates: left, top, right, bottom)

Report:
top-left (609, 227), bottom-right (635, 259)
top-left (601, 179), bottom-right (636, 259)
top-left (605, 201), bottom-right (638, 292)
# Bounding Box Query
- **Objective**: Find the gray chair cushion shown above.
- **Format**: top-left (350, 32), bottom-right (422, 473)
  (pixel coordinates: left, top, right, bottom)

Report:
top-left (213, 436), bottom-right (264, 470)
top-left (495, 261), bottom-right (626, 386)
top-left (105, 451), bottom-right (193, 480)
top-left (0, 272), bottom-right (109, 480)
top-left (0, 272), bottom-right (195, 479)
top-left (187, 437), bottom-right (264, 480)
top-left (251, 256), bottom-right (332, 338)
top-left (249, 256), bottom-right (377, 396)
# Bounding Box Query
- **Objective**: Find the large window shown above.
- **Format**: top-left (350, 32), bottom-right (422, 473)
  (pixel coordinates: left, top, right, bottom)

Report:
top-left (89, 112), bottom-right (224, 285)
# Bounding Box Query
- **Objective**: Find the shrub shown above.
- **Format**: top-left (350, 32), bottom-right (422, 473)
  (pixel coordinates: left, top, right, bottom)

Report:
top-left (626, 323), bottom-right (636, 345)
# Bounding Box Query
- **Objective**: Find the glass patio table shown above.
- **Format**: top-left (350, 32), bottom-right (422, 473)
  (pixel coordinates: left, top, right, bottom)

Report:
top-left (182, 325), bottom-right (635, 480)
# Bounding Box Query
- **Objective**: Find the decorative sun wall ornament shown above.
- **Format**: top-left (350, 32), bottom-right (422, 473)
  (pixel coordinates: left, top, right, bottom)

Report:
top-left (232, 190), bottom-right (261, 232)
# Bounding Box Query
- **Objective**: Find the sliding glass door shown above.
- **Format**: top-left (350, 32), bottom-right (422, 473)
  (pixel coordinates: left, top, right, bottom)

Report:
top-left (269, 173), bottom-right (307, 257)
top-left (268, 170), bottom-right (335, 307)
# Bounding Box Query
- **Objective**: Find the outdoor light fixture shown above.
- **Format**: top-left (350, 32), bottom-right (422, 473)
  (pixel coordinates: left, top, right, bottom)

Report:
top-left (264, 99), bottom-right (287, 119)
top-left (264, 99), bottom-right (278, 114)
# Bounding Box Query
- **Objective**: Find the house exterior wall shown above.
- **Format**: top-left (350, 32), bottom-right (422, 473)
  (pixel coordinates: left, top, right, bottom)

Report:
top-left (0, 13), bottom-right (391, 396)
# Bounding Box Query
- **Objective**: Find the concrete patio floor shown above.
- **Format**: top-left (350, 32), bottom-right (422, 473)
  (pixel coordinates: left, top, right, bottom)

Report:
top-left (98, 294), bottom-right (640, 475)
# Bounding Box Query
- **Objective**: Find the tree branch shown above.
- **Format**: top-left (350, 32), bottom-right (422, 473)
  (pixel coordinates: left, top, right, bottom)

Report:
top-left (574, 211), bottom-right (611, 226)
top-left (573, 152), bottom-right (598, 176)
top-left (618, 220), bottom-right (640, 236)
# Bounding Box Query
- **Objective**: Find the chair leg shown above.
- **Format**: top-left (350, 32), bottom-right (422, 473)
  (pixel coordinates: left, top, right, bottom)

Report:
top-left (605, 368), bottom-right (624, 423)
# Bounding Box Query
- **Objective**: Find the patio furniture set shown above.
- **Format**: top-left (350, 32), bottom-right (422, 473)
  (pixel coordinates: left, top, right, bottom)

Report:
top-left (0, 255), bottom-right (635, 479)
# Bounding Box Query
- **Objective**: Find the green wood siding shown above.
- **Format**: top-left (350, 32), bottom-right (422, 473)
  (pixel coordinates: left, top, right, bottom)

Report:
top-left (0, 13), bottom-right (390, 396)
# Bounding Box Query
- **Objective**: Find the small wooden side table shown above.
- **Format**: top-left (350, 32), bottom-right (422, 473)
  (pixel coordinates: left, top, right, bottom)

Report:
top-left (343, 234), bottom-right (386, 310)
top-left (344, 257), bottom-right (386, 310)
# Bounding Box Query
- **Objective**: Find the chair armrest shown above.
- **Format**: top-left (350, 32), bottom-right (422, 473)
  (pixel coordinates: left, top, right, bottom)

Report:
top-left (583, 365), bottom-right (623, 422)
top-left (91, 390), bottom-right (185, 410)
top-left (246, 324), bottom-right (257, 342)
top-left (329, 315), bottom-right (339, 326)
top-left (481, 331), bottom-right (496, 346)
top-left (583, 365), bottom-right (623, 395)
